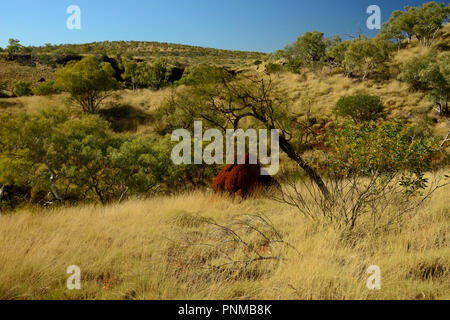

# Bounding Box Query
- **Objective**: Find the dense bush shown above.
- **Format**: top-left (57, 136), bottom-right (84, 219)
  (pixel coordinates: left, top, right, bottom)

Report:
top-left (326, 40), bottom-right (350, 68)
top-left (54, 56), bottom-right (118, 113)
top-left (278, 120), bottom-right (443, 229)
top-left (284, 31), bottom-right (327, 66)
top-left (379, 2), bottom-right (449, 48)
top-left (327, 120), bottom-right (441, 226)
top-left (331, 121), bottom-right (441, 181)
top-left (0, 108), bottom-right (218, 210)
top-left (11, 80), bottom-right (31, 97)
top-left (265, 62), bottom-right (283, 74)
top-left (286, 59), bottom-right (304, 74)
top-left (173, 64), bottom-right (232, 87)
top-left (33, 81), bottom-right (58, 96)
top-left (6, 39), bottom-right (23, 55)
top-left (398, 54), bottom-right (435, 90)
top-left (399, 53), bottom-right (449, 115)
top-left (122, 59), bottom-right (169, 90)
top-left (343, 38), bottom-right (391, 80)
top-left (333, 94), bottom-right (385, 122)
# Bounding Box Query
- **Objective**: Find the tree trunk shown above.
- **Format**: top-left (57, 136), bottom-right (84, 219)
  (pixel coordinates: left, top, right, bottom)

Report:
top-left (43, 160), bottom-right (63, 202)
top-left (279, 136), bottom-right (330, 199)
top-left (362, 69), bottom-right (368, 81)
top-left (93, 185), bottom-right (105, 205)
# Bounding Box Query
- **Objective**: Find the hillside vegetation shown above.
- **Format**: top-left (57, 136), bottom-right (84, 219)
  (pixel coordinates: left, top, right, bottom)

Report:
top-left (0, 2), bottom-right (449, 300)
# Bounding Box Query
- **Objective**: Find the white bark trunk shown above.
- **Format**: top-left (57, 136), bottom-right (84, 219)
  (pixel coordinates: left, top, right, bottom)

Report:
top-left (43, 160), bottom-right (63, 202)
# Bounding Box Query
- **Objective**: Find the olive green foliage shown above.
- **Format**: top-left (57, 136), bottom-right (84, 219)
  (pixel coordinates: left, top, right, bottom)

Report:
top-left (327, 40), bottom-right (350, 64)
top-left (399, 52), bottom-right (449, 115)
top-left (33, 81), bottom-right (58, 96)
top-left (122, 60), bottom-right (145, 90)
top-left (424, 53), bottom-right (449, 115)
top-left (333, 94), bottom-right (385, 122)
top-left (122, 59), bottom-right (169, 90)
top-left (29, 40), bottom-right (266, 67)
top-left (173, 64), bottom-right (230, 87)
top-left (380, 2), bottom-right (449, 48)
top-left (285, 58), bottom-right (304, 74)
top-left (11, 80), bottom-right (31, 97)
top-left (285, 31), bottom-right (327, 66)
top-left (265, 62), bottom-right (283, 74)
top-left (378, 11), bottom-right (408, 50)
top-left (330, 121), bottom-right (441, 194)
top-left (278, 2), bottom-right (448, 79)
top-left (343, 38), bottom-right (391, 80)
top-left (0, 108), bottom-right (217, 209)
top-left (300, 120), bottom-right (444, 228)
top-left (6, 39), bottom-right (23, 55)
top-left (54, 56), bottom-right (118, 113)
top-left (148, 59), bottom-right (169, 90)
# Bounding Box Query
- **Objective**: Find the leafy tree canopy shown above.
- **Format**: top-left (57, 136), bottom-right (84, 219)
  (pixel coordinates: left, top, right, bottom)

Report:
top-left (54, 56), bottom-right (118, 113)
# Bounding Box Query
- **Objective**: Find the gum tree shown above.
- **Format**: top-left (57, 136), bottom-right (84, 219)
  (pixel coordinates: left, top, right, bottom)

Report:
top-left (285, 31), bottom-right (328, 66)
top-left (54, 56), bottom-right (118, 113)
top-left (164, 74), bottom-right (331, 198)
top-left (343, 38), bottom-right (390, 80)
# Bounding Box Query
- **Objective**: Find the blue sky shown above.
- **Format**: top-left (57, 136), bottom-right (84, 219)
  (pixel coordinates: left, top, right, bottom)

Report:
top-left (0, 0), bottom-right (441, 53)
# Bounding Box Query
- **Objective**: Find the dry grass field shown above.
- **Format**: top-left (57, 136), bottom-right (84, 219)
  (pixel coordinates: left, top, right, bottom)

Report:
top-left (0, 179), bottom-right (448, 300)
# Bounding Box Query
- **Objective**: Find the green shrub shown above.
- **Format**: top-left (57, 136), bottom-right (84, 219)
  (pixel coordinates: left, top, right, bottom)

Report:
top-left (284, 31), bottom-right (327, 67)
top-left (54, 56), bottom-right (118, 113)
top-left (0, 107), bottom-right (218, 209)
top-left (172, 64), bottom-right (231, 87)
top-left (266, 63), bottom-right (283, 74)
top-left (11, 80), bottom-right (32, 97)
top-left (398, 54), bottom-right (435, 91)
top-left (286, 58), bottom-right (304, 73)
top-left (399, 53), bottom-right (449, 115)
top-left (33, 81), bottom-right (58, 96)
top-left (330, 121), bottom-right (441, 190)
top-left (172, 73), bottom-right (196, 86)
top-left (333, 94), bottom-right (385, 122)
top-left (343, 38), bottom-right (391, 80)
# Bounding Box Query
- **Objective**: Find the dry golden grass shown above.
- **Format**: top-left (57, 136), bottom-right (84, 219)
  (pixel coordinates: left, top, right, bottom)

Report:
top-left (118, 87), bottom-right (180, 112)
top-left (273, 70), bottom-right (429, 118)
top-left (0, 59), bottom-right (54, 91)
top-left (0, 87), bottom-right (179, 129)
top-left (0, 94), bottom-right (70, 115)
top-left (0, 180), bottom-right (448, 300)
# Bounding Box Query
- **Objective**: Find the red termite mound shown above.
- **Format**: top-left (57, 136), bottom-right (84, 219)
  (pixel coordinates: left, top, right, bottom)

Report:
top-left (212, 154), bottom-right (278, 197)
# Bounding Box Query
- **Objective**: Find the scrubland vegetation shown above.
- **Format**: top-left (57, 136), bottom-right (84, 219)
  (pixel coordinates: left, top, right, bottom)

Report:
top-left (0, 2), bottom-right (449, 300)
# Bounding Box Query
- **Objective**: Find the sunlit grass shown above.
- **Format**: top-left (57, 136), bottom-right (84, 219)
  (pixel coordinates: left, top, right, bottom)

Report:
top-left (0, 181), bottom-right (448, 300)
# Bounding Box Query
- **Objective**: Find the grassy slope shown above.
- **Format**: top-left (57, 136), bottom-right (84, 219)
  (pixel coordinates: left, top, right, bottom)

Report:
top-left (0, 59), bottom-right (55, 92)
top-left (2, 31), bottom-right (449, 139)
top-left (0, 28), bottom-right (449, 300)
top-left (0, 182), bottom-right (448, 300)
top-left (29, 41), bottom-right (267, 66)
